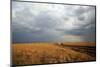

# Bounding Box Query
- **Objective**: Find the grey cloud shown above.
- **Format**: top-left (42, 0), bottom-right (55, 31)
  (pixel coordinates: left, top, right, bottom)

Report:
top-left (12, 2), bottom-right (96, 42)
top-left (34, 12), bottom-right (57, 29)
top-left (78, 15), bottom-right (85, 21)
top-left (75, 7), bottom-right (86, 15)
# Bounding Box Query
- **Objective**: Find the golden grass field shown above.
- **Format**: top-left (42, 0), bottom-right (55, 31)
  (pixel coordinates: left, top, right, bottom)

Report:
top-left (12, 42), bottom-right (96, 65)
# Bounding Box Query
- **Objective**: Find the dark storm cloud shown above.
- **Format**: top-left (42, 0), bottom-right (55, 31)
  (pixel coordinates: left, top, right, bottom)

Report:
top-left (78, 16), bottom-right (85, 21)
top-left (55, 5), bottom-right (96, 42)
top-left (12, 1), bottom-right (96, 42)
top-left (74, 7), bottom-right (88, 15)
top-left (34, 12), bottom-right (58, 29)
top-left (12, 3), bottom-right (63, 42)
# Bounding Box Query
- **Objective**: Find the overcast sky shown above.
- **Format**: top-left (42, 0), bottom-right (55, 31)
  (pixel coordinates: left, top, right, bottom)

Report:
top-left (12, 1), bottom-right (96, 42)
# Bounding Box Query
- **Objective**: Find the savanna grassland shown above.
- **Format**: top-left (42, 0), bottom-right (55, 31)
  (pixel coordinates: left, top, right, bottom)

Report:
top-left (12, 42), bottom-right (96, 65)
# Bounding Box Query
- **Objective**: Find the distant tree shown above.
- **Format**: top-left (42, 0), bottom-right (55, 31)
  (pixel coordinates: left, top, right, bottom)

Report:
top-left (57, 42), bottom-right (63, 45)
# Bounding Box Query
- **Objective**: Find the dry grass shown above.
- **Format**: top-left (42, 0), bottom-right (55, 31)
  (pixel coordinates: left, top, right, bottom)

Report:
top-left (12, 42), bottom-right (96, 65)
top-left (63, 42), bottom-right (96, 46)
